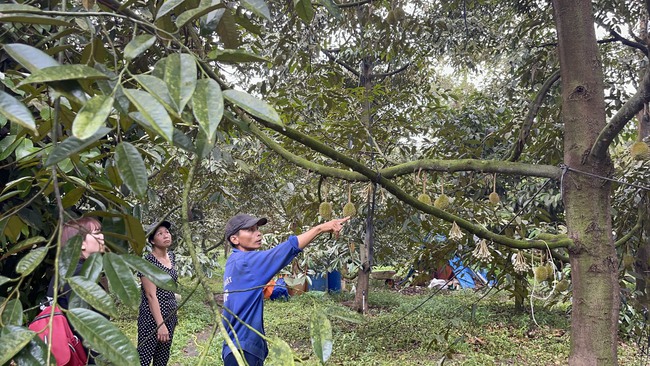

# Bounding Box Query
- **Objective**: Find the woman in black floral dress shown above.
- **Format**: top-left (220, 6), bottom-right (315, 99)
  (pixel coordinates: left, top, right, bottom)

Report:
top-left (137, 220), bottom-right (178, 366)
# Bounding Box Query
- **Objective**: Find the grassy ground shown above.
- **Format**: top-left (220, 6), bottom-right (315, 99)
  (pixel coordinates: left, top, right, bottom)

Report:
top-left (114, 275), bottom-right (643, 366)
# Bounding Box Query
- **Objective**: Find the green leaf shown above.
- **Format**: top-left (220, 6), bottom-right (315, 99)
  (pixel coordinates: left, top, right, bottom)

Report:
top-left (175, 3), bottom-right (224, 29)
top-left (173, 128), bottom-right (197, 153)
top-left (124, 89), bottom-right (174, 142)
top-left (115, 142), bottom-right (148, 198)
top-left (317, 0), bottom-right (341, 20)
top-left (266, 336), bottom-right (295, 366)
top-left (122, 254), bottom-right (177, 291)
top-left (72, 95), bottom-right (114, 139)
top-left (68, 276), bottom-right (117, 318)
top-left (60, 186), bottom-right (85, 209)
top-left (0, 276), bottom-right (11, 287)
top-left (4, 215), bottom-right (25, 242)
top-left (0, 15), bottom-right (73, 26)
top-left (58, 235), bottom-right (82, 279)
top-left (207, 49), bottom-right (269, 63)
top-left (67, 308), bottom-right (139, 365)
top-left (194, 129), bottom-right (213, 159)
top-left (128, 112), bottom-right (191, 153)
top-left (293, 0), bottom-right (314, 24)
top-left (45, 126), bottom-right (112, 167)
top-left (123, 214), bottom-right (146, 255)
top-left (124, 34), bottom-right (156, 61)
top-left (1, 298), bottom-right (24, 326)
top-left (4, 43), bottom-right (59, 71)
top-left (157, 0), bottom-right (185, 19)
top-left (0, 135), bottom-right (20, 161)
top-left (12, 336), bottom-right (55, 366)
top-left (223, 89), bottom-right (282, 125)
top-left (310, 310), bottom-right (333, 364)
top-left (16, 247), bottom-right (48, 275)
top-left (163, 54), bottom-right (197, 113)
top-left (192, 78), bottom-right (223, 145)
top-left (0, 236), bottom-right (46, 258)
top-left (132, 74), bottom-right (178, 114)
top-left (80, 252), bottom-right (104, 283)
top-left (0, 326), bottom-right (36, 365)
top-left (19, 65), bottom-right (108, 85)
top-left (0, 90), bottom-right (36, 134)
top-left (3, 44), bottom-right (87, 104)
top-left (241, 0), bottom-right (271, 21)
top-left (0, 4), bottom-right (41, 11)
top-left (103, 252), bottom-right (140, 309)
top-left (216, 9), bottom-right (241, 49)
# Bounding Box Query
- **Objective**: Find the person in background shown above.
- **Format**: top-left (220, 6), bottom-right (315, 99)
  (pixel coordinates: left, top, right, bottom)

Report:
top-left (45, 216), bottom-right (106, 363)
top-left (221, 214), bottom-right (349, 366)
top-left (137, 220), bottom-right (179, 366)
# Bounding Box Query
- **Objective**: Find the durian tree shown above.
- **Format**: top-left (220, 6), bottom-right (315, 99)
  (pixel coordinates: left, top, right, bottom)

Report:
top-left (0, 0), bottom-right (649, 365)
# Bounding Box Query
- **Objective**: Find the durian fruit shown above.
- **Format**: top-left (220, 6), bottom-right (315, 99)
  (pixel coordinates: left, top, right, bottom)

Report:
top-left (342, 183), bottom-right (356, 217)
top-left (418, 193), bottom-right (432, 205)
top-left (488, 192), bottom-right (500, 205)
top-left (555, 278), bottom-right (570, 292)
top-left (623, 254), bottom-right (635, 270)
top-left (488, 173), bottom-right (500, 205)
top-left (343, 202), bottom-right (356, 217)
top-left (434, 179), bottom-right (449, 210)
top-left (416, 170), bottom-right (432, 205)
top-left (319, 201), bottom-right (333, 220)
top-left (434, 194), bottom-right (450, 209)
top-left (630, 141), bottom-right (650, 160)
top-left (544, 262), bottom-right (554, 281)
top-left (533, 266), bottom-right (548, 282)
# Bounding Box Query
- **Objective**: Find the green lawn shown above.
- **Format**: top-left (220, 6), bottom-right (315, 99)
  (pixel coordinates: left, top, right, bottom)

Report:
top-left (114, 276), bottom-right (642, 366)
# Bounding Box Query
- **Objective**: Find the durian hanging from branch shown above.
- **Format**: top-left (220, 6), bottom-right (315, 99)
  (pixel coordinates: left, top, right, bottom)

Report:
top-left (434, 176), bottom-right (450, 210)
top-left (342, 182), bottom-right (356, 217)
top-left (416, 169), bottom-right (432, 205)
top-left (489, 173), bottom-right (500, 205)
top-left (630, 103), bottom-right (650, 160)
top-left (318, 178), bottom-right (333, 220)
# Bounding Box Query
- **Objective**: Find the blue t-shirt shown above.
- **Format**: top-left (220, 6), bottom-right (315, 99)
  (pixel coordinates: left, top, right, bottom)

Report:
top-left (221, 236), bottom-right (302, 361)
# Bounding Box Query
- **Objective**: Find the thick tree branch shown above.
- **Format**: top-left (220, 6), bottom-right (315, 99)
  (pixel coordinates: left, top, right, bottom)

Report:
top-left (592, 62), bottom-right (650, 158)
top-left (373, 63), bottom-right (410, 80)
top-left (246, 115), bottom-right (571, 250)
top-left (608, 29), bottom-right (649, 56)
top-left (335, 0), bottom-right (373, 8)
top-left (507, 70), bottom-right (560, 162)
top-left (615, 222), bottom-right (642, 248)
top-left (323, 49), bottom-right (360, 78)
top-left (242, 115), bottom-right (561, 180)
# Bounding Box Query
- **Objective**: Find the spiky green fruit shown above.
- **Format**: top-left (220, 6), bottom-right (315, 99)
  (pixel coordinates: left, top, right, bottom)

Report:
top-left (434, 194), bottom-right (450, 210)
top-left (556, 278), bottom-right (570, 292)
top-left (533, 266), bottom-right (547, 282)
top-left (343, 202), bottom-right (356, 217)
top-left (631, 141), bottom-right (650, 160)
top-left (319, 202), bottom-right (333, 220)
top-left (489, 192), bottom-right (500, 205)
top-left (418, 193), bottom-right (432, 205)
top-left (544, 263), bottom-right (554, 280)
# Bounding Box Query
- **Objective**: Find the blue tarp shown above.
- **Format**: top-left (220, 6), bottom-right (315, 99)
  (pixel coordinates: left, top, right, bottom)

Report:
top-left (449, 256), bottom-right (487, 288)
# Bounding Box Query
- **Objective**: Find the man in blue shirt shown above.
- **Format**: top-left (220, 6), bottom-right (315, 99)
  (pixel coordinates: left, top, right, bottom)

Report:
top-left (221, 213), bottom-right (349, 366)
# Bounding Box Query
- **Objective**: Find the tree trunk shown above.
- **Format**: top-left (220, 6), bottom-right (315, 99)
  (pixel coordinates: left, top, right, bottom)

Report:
top-left (353, 57), bottom-right (374, 313)
top-left (552, 1), bottom-right (619, 365)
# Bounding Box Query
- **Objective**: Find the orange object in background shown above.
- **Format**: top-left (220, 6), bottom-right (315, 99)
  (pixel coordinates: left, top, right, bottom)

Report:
top-left (263, 279), bottom-right (276, 299)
